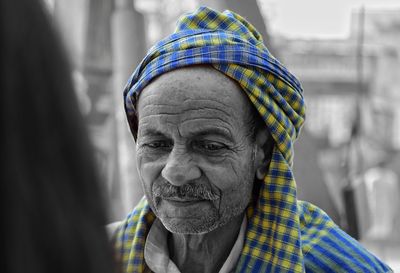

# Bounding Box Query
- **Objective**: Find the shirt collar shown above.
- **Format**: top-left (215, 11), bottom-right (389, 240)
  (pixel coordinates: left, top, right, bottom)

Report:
top-left (144, 215), bottom-right (247, 273)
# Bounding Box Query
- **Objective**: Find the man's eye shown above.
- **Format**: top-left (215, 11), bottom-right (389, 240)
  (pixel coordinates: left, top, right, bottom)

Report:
top-left (144, 141), bottom-right (172, 149)
top-left (193, 140), bottom-right (226, 151)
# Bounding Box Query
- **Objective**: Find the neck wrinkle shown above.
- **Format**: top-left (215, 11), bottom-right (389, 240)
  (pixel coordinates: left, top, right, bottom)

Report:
top-left (168, 212), bottom-right (244, 273)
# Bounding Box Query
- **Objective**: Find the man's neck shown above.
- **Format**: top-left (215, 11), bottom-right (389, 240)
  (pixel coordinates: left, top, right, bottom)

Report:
top-left (168, 213), bottom-right (244, 273)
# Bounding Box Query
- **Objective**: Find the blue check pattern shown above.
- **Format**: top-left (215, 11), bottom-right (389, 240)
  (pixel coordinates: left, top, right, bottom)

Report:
top-left (115, 6), bottom-right (393, 273)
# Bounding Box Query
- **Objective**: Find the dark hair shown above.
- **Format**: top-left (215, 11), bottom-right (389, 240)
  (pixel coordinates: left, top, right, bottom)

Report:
top-left (0, 1), bottom-right (116, 272)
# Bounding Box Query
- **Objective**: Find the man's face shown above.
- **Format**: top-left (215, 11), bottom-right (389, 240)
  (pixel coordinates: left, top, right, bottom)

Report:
top-left (136, 66), bottom-right (258, 234)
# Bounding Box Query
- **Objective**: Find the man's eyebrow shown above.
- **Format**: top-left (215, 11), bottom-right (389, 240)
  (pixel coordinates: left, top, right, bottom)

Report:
top-left (189, 127), bottom-right (233, 141)
top-left (138, 128), bottom-right (167, 137)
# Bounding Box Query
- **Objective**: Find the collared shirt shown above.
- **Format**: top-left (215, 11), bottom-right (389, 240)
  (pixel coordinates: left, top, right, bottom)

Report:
top-left (144, 216), bottom-right (247, 273)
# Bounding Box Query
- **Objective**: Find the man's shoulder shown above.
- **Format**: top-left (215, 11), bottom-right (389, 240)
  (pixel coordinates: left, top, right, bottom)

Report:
top-left (297, 201), bottom-right (393, 272)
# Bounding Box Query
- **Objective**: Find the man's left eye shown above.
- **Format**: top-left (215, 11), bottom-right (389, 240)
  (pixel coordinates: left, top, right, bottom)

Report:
top-left (193, 140), bottom-right (226, 151)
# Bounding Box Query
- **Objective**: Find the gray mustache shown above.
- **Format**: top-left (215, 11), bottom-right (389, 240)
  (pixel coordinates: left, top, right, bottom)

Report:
top-left (153, 183), bottom-right (219, 201)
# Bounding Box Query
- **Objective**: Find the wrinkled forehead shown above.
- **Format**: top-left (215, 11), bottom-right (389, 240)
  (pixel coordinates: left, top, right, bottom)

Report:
top-left (136, 66), bottom-right (255, 124)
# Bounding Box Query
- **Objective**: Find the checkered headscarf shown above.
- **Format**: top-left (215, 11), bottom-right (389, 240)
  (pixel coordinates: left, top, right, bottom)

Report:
top-left (120, 6), bottom-right (306, 272)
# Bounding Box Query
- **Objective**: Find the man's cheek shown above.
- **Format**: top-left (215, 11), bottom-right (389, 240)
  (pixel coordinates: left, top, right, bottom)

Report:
top-left (204, 163), bottom-right (242, 190)
top-left (139, 161), bottom-right (163, 183)
top-left (137, 160), bottom-right (161, 205)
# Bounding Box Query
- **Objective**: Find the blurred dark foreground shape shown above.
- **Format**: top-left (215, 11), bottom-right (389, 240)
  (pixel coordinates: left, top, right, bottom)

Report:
top-left (0, 0), bottom-right (117, 272)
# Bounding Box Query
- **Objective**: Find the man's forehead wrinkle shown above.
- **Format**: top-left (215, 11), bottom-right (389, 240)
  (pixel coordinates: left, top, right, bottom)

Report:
top-left (140, 107), bottom-right (239, 136)
top-left (139, 114), bottom-right (234, 135)
top-left (140, 98), bottom-right (182, 108)
top-left (139, 113), bottom-right (186, 119)
top-left (181, 97), bottom-right (232, 111)
top-left (140, 102), bottom-right (230, 113)
top-left (140, 66), bottom-right (244, 98)
top-left (141, 90), bottom-right (235, 108)
top-left (138, 93), bottom-right (181, 108)
top-left (179, 117), bottom-right (234, 138)
top-left (139, 106), bottom-right (182, 117)
top-left (140, 100), bottom-right (238, 120)
top-left (179, 106), bottom-right (233, 120)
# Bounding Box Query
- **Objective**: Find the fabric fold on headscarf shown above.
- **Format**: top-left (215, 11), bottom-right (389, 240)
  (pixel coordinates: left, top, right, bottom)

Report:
top-left (123, 9), bottom-right (306, 164)
top-left (114, 6), bottom-right (392, 273)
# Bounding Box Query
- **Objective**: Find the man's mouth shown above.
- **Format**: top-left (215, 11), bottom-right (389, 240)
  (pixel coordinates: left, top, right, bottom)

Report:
top-left (153, 182), bottom-right (220, 202)
top-left (161, 198), bottom-right (209, 208)
top-left (162, 196), bottom-right (204, 202)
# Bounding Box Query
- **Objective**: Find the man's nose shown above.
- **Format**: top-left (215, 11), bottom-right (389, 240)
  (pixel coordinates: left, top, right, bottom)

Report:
top-left (161, 148), bottom-right (201, 186)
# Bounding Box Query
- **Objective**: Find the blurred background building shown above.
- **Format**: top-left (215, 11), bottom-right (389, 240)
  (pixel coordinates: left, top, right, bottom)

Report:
top-left (43, 0), bottom-right (399, 269)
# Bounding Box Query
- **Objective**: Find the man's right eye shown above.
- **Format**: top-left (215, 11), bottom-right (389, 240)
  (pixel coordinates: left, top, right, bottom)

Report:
top-left (144, 141), bottom-right (172, 149)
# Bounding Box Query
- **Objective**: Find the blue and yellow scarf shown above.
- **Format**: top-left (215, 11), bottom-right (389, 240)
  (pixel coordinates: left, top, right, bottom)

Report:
top-left (115, 7), bottom-right (391, 273)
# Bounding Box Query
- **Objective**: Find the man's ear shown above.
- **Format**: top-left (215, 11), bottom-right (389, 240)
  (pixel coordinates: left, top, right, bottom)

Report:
top-left (254, 127), bottom-right (273, 180)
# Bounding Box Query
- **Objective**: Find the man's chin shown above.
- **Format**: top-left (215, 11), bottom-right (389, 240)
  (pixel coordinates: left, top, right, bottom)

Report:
top-left (159, 216), bottom-right (220, 234)
top-left (153, 198), bottom-right (219, 233)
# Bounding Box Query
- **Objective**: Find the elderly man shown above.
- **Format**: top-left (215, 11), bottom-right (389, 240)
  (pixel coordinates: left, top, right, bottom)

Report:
top-left (112, 7), bottom-right (392, 273)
